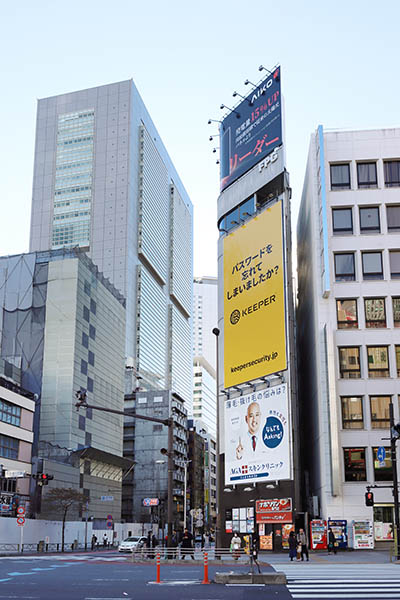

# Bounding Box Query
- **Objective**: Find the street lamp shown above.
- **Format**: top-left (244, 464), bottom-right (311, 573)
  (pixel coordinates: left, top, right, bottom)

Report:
top-left (212, 327), bottom-right (222, 549)
top-left (389, 401), bottom-right (400, 560)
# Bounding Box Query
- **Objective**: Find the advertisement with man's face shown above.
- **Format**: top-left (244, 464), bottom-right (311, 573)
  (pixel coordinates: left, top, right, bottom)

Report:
top-left (224, 383), bottom-right (290, 485)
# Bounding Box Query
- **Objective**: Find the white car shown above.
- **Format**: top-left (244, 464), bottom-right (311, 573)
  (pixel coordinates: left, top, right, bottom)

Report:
top-left (118, 536), bottom-right (147, 552)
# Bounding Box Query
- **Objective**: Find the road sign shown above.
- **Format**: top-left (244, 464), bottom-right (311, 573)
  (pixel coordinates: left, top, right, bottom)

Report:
top-left (377, 446), bottom-right (386, 462)
top-left (106, 514), bottom-right (113, 520)
top-left (17, 517), bottom-right (25, 527)
top-left (5, 470), bottom-right (26, 478)
top-left (101, 496), bottom-right (114, 502)
top-left (143, 498), bottom-right (159, 507)
top-left (17, 506), bottom-right (25, 516)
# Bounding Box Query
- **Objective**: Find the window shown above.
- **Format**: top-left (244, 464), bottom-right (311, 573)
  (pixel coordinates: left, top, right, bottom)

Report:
top-left (339, 347), bottom-right (361, 378)
top-left (336, 299), bottom-right (358, 329)
top-left (0, 399), bottom-right (21, 427)
top-left (364, 298), bottom-right (386, 328)
top-left (357, 162), bottom-right (377, 188)
top-left (334, 253), bottom-right (355, 281)
top-left (389, 251), bottom-right (400, 278)
top-left (341, 397), bottom-right (363, 429)
top-left (332, 208), bottom-right (353, 234)
top-left (84, 281), bottom-right (91, 295)
top-left (396, 346), bottom-right (400, 377)
top-left (370, 396), bottom-right (391, 428)
top-left (0, 434), bottom-right (19, 459)
top-left (82, 332), bottom-right (89, 348)
top-left (367, 347), bottom-right (389, 378)
top-left (90, 299), bottom-right (96, 314)
top-left (331, 163), bottom-right (351, 190)
top-left (387, 205), bottom-right (400, 231)
top-left (89, 324), bottom-right (96, 340)
top-left (359, 207), bottom-right (380, 233)
top-left (343, 448), bottom-right (366, 481)
top-left (88, 351), bottom-right (95, 366)
top-left (384, 160), bottom-right (400, 187)
top-left (87, 377), bottom-right (94, 393)
top-left (362, 252), bottom-right (383, 280)
top-left (79, 415), bottom-right (85, 431)
top-left (393, 298), bottom-right (400, 327)
top-left (373, 447), bottom-right (392, 481)
top-left (83, 305), bottom-right (90, 322)
top-left (81, 359), bottom-right (87, 375)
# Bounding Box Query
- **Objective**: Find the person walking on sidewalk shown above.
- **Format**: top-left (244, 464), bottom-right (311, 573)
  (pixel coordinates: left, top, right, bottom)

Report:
top-left (328, 527), bottom-right (337, 554)
top-left (288, 531), bottom-right (297, 561)
top-left (297, 528), bottom-right (309, 561)
top-left (230, 532), bottom-right (241, 560)
top-left (180, 528), bottom-right (194, 559)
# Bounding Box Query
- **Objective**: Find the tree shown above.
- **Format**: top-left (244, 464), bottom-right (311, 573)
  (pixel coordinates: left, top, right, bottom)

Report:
top-left (45, 488), bottom-right (86, 551)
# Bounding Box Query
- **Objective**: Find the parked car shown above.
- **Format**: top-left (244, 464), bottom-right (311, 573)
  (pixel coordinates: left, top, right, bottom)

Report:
top-left (118, 536), bottom-right (147, 552)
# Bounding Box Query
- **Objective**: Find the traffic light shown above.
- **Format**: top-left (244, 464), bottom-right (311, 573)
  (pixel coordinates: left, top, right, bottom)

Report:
top-left (365, 491), bottom-right (374, 507)
top-left (0, 464), bottom-right (5, 478)
top-left (38, 473), bottom-right (54, 486)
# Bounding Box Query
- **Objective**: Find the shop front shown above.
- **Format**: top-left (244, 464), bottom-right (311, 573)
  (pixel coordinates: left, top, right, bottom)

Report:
top-left (373, 505), bottom-right (394, 543)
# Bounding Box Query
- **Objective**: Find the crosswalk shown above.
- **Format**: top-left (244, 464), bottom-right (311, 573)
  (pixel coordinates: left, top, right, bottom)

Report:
top-left (277, 564), bottom-right (400, 599)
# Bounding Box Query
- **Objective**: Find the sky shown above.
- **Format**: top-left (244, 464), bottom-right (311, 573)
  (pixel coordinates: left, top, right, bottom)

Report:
top-left (1, 1), bottom-right (400, 278)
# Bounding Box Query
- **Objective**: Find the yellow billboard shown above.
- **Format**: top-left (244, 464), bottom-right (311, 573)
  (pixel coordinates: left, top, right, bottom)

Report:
top-left (223, 200), bottom-right (287, 387)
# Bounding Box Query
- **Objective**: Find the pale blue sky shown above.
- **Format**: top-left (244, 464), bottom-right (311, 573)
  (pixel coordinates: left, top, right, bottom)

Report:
top-left (1, 1), bottom-right (399, 276)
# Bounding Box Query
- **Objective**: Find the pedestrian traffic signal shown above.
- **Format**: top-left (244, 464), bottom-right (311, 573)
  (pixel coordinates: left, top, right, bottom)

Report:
top-left (365, 491), bottom-right (374, 506)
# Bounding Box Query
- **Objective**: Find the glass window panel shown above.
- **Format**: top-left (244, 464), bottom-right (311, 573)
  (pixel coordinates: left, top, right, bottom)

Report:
top-left (336, 299), bottom-right (358, 329)
top-left (331, 164), bottom-right (351, 189)
top-left (370, 396), bottom-right (391, 428)
top-left (341, 397), bottom-right (363, 429)
top-left (387, 206), bottom-right (400, 231)
top-left (0, 400), bottom-right (21, 427)
top-left (384, 161), bottom-right (400, 187)
top-left (0, 434), bottom-right (19, 459)
top-left (367, 347), bottom-right (389, 378)
top-left (335, 253), bottom-right (355, 281)
top-left (339, 347), bottom-right (361, 378)
top-left (332, 208), bottom-right (353, 233)
top-left (389, 251), bottom-right (400, 278)
top-left (393, 298), bottom-right (400, 327)
top-left (373, 447), bottom-right (392, 481)
top-left (396, 346), bottom-right (400, 377)
top-left (359, 207), bottom-right (380, 232)
top-left (362, 252), bottom-right (383, 280)
top-left (357, 162), bottom-right (377, 188)
top-left (343, 448), bottom-right (366, 481)
top-left (364, 298), bottom-right (386, 328)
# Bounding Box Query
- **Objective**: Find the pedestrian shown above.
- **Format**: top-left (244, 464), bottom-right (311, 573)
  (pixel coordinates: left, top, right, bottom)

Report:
top-left (171, 529), bottom-right (178, 559)
top-left (328, 527), bottom-right (337, 555)
top-left (230, 531), bottom-right (241, 560)
top-left (202, 531), bottom-right (210, 549)
top-left (91, 534), bottom-right (97, 551)
top-left (180, 528), bottom-right (194, 559)
top-left (103, 534), bottom-right (108, 548)
top-left (288, 531), bottom-right (297, 561)
top-left (297, 528), bottom-right (309, 561)
top-left (146, 530), bottom-right (158, 559)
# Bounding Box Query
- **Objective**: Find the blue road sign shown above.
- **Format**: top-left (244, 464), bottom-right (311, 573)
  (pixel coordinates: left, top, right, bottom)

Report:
top-left (377, 446), bottom-right (386, 462)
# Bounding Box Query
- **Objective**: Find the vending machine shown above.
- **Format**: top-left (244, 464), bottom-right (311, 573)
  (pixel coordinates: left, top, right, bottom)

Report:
top-left (352, 520), bottom-right (374, 549)
top-left (328, 519), bottom-right (348, 549)
top-left (310, 520), bottom-right (327, 550)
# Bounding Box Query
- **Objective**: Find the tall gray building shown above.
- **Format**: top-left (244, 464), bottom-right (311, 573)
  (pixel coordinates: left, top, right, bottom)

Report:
top-left (29, 80), bottom-right (193, 408)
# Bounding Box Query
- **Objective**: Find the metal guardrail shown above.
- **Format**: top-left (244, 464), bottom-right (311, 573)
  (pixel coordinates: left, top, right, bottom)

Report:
top-left (131, 546), bottom-right (249, 562)
top-left (0, 542), bottom-right (118, 554)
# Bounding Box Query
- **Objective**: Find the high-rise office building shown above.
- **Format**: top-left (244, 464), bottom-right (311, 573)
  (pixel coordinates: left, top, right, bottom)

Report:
top-left (29, 80), bottom-right (193, 407)
top-left (193, 277), bottom-right (217, 369)
top-left (297, 126), bottom-right (400, 546)
top-left (0, 249), bottom-right (128, 519)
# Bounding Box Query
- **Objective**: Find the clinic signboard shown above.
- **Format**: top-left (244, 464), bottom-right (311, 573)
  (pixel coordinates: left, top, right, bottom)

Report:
top-left (224, 382), bottom-right (290, 485)
top-left (220, 67), bottom-right (282, 192)
top-left (223, 200), bottom-right (287, 388)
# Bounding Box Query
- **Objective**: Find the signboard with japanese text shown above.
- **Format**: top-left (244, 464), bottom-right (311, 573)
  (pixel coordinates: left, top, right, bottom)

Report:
top-left (223, 201), bottom-right (287, 388)
top-left (143, 498), bottom-right (159, 507)
top-left (220, 67), bottom-right (282, 192)
top-left (224, 383), bottom-right (290, 485)
top-left (255, 498), bottom-right (292, 523)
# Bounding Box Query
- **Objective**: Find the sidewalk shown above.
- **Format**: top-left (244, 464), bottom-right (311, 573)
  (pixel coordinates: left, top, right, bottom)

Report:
top-left (260, 549), bottom-right (398, 564)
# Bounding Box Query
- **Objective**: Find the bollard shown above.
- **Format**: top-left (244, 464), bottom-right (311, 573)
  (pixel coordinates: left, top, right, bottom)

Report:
top-left (202, 551), bottom-right (210, 584)
top-left (156, 553), bottom-right (161, 583)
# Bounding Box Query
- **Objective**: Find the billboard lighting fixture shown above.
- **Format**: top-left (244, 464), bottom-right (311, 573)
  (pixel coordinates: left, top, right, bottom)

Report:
top-left (208, 118), bottom-right (222, 125)
top-left (209, 134), bottom-right (220, 141)
top-left (221, 390), bottom-right (230, 398)
top-left (219, 227), bottom-right (228, 234)
top-left (216, 160), bottom-right (220, 165)
top-left (244, 79), bottom-right (257, 89)
top-left (220, 104), bottom-right (241, 119)
top-left (243, 486), bottom-right (253, 492)
top-left (259, 65), bottom-right (273, 75)
top-left (232, 91), bottom-right (252, 106)
top-left (212, 147), bottom-right (220, 153)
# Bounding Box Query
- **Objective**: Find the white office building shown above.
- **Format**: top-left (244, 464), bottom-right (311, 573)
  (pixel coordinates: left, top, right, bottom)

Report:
top-left (29, 80), bottom-right (193, 408)
top-left (193, 277), bottom-right (218, 370)
top-left (297, 126), bottom-right (400, 544)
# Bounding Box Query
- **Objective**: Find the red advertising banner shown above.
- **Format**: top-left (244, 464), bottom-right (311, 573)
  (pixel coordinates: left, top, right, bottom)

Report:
top-left (255, 498), bottom-right (292, 524)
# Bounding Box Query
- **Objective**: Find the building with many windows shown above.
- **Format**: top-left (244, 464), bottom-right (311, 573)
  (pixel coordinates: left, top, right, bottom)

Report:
top-left (193, 277), bottom-right (217, 370)
top-left (29, 80), bottom-right (193, 409)
top-left (192, 357), bottom-right (216, 436)
top-left (297, 126), bottom-right (400, 544)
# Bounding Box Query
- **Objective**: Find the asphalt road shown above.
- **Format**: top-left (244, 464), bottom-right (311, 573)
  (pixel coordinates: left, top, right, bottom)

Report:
top-left (0, 552), bottom-right (291, 600)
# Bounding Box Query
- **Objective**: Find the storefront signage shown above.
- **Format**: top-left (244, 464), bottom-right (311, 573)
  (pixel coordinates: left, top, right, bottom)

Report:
top-left (255, 497), bottom-right (292, 523)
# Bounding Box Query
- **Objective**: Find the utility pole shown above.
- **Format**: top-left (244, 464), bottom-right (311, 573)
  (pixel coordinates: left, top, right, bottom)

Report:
top-left (390, 400), bottom-right (400, 560)
top-left (212, 327), bottom-right (222, 550)
top-left (75, 391), bottom-right (175, 549)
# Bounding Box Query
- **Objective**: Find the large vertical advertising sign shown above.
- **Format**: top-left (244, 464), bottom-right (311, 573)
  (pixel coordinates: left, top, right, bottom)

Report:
top-left (223, 200), bottom-right (287, 388)
top-left (224, 383), bottom-right (290, 485)
top-left (220, 67), bottom-right (282, 192)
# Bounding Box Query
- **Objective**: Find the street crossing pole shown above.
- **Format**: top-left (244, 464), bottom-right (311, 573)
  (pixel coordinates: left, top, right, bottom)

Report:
top-left (390, 401), bottom-right (400, 561)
